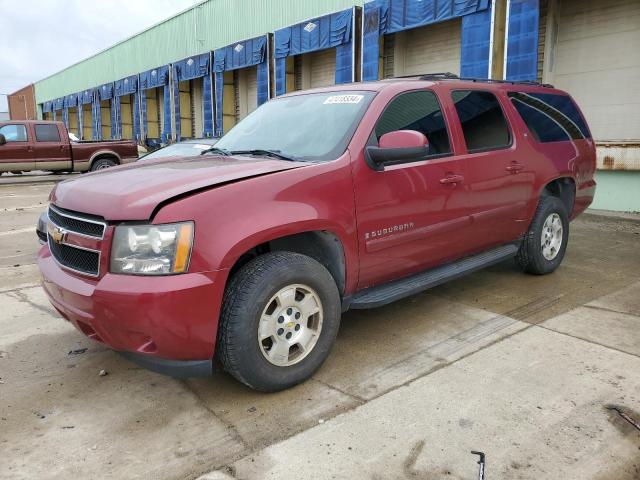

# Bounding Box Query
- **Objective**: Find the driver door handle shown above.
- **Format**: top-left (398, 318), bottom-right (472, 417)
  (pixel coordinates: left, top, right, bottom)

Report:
top-left (506, 162), bottom-right (524, 173)
top-left (439, 174), bottom-right (464, 185)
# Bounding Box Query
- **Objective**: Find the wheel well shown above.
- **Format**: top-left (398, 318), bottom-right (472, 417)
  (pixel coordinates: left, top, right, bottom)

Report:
top-left (229, 231), bottom-right (346, 295)
top-left (542, 177), bottom-right (575, 216)
top-left (91, 153), bottom-right (119, 168)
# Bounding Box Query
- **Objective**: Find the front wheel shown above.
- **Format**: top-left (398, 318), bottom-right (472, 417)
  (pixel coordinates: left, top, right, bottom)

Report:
top-left (517, 195), bottom-right (569, 275)
top-left (217, 252), bottom-right (341, 392)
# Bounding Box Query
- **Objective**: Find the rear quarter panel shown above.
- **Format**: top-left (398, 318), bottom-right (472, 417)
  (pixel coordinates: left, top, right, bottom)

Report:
top-left (501, 85), bottom-right (596, 221)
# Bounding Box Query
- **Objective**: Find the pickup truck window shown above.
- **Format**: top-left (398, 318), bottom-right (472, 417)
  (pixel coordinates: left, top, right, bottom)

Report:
top-left (0, 124), bottom-right (28, 142)
top-left (451, 90), bottom-right (511, 153)
top-left (34, 124), bottom-right (61, 142)
top-left (374, 90), bottom-right (451, 155)
top-left (214, 91), bottom-right (375, 162)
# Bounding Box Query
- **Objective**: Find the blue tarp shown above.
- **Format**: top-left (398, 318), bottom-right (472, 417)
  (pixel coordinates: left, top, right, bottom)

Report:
top-left (213, 35), bottom-right (269, 137)
top-left (172, 53), bottom-right (214, 140)
top-left (64, 93), bottom-right (78, 108)
top-left (213, 36), bottom-right (266, 73)
top-left (505, 0), bottom-right (539, 81)
top-left (114, 75), bottom-right (138, 97)
top-left (53, 97), bottom-right (64, 111)
top-left (174, 53), bottom-right (210, 82)
top-left (139, 65), bottom-right (172, 142)
top-left (111, 75), bottom-right (139, 141)
top-left (80, 89), bottom-right (94, 105)
top-left (42, 101), bottom-right (53, 113)
top-left (97, 83), bottom-right (114, 101)
top-left (460, 7), bottom-right (493, 78)
top-left (92, 96), bottom-right (101, 140)
top-left (362, 0), bottom-right (490, 81)
top-left (139, 65), bottom-right (170, 89)
top-left (274, 9), bottom-right (353, 96)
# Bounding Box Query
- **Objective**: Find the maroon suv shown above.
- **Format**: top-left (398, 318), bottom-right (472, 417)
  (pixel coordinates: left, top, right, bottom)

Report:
top-left (38, 76), bottom-right (595, 391)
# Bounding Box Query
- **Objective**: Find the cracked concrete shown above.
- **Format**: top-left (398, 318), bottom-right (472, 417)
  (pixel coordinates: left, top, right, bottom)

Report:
top-left (1, 182), bottom-right (639, 479)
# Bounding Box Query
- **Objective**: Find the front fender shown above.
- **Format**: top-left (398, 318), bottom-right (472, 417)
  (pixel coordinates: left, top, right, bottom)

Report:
top-left (153, 158), bottom-right (359, 293)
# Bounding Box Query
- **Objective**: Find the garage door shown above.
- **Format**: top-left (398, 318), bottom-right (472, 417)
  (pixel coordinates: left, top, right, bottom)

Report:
top-left (553, 0), bottom-right (640, 142)
top-left (309, 48), bottom-right (336, 88)
top-left (400, 18), bottom-right (462, 76)
top-left (246, 66), bottom-right (258, 115)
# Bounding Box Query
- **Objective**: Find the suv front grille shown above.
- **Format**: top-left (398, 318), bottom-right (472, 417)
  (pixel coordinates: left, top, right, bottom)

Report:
top-left (47, 205), bottom-right (105, 277)
top-left (48, 205), bottom-right (106, 239)
top-left (48, 238), bottom-right (100, 277)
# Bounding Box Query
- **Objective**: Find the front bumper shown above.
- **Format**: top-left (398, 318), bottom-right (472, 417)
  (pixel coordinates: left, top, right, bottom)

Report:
top-left (38, 246), bottom-right (227, 377)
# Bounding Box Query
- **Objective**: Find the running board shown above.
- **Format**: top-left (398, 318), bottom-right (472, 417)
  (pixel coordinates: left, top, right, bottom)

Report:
top-left (349, 244), bottom-right (519, 309)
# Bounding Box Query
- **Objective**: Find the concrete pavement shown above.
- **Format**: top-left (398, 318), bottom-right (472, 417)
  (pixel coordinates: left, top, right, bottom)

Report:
top-left (1, 181), bottom-right (639, 479)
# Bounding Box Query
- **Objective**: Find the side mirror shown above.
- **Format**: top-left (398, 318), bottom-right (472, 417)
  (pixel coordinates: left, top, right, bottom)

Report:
top-left (365, 130), bottom-right (429, 171)
top-left (0, 134), bottom-right (6, 146)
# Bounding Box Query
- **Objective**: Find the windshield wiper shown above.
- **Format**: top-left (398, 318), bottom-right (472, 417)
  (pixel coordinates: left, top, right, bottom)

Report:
top-left (200, 147), bottom-right (231, 156)
top-left (230, 149), bottom-right (298, 162)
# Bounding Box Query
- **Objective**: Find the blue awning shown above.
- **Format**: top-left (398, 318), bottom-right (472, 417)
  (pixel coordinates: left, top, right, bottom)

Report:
top-left (53, 97), bottom-right (64, 111)
top-left (42, 101), bottom-right (53, 113)
top-left (362, 0), bottom-right (491, 81)
top-left (114, 75), bottom-right (138, 97)
top-left (64, 93), bottom-right (78, 108)
top-left (274, 9), bottom-right (352, 59)
top-left (139, 65), bottom-right (170, 90)
top-left (174, 53), bottom-right (210, 81)
top-left (212, 35), bottom-right (270, 138)
top-left (213, 36), bottom-right (266, 73)
top-left (97, 82), bottom-right (114, 101)
top-left (80, 89), bottom-right (94, 105)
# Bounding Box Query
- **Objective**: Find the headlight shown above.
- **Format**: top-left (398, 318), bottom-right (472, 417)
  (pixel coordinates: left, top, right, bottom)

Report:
top-left (110, 222), bottom-right (194, 275)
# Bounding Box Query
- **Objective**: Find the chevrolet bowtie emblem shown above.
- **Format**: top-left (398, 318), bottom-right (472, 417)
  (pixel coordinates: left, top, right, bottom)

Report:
top-left (48, 225), bottom-right (68, 244)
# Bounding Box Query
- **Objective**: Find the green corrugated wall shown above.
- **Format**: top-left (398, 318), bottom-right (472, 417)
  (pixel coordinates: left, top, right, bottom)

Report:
top-left (34, 0), bottom-right (364, 104)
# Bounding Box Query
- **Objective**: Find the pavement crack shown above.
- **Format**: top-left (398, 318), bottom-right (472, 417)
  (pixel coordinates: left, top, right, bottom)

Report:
top-left (6, 289), bottom-right (57, 316)
top-left (583, 303), bottom-right (640, 318)
top-left (312, 378), bottom-right (366, 404)
top-left (179, 379), bottom-right (251, 451)
top-left (534, 323), bottom-right (640, 359)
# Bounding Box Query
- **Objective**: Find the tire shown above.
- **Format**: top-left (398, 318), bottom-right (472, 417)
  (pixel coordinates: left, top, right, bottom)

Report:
top-left (517, 195), bottom-right (569, 275)
top-left (90, 157), bottom-right (117, 172)
top-left (217, 252), bottom-right (341, 392)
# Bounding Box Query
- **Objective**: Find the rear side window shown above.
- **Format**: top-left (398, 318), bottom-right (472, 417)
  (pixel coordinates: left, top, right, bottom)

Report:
top-left (0, 124), bottom-right (28, 142)
top-left (509, 92), bottom-right (589, 142)
top-left (34, 124), bottom-right (61, 142)
top-left (375, 90), bottom-right (451, 155)
top-left (451, 90), bottom-right (511, 152)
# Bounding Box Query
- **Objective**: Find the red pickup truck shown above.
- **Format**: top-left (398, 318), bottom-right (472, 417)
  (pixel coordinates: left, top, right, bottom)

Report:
top-left (0, 120), bottom-right (138, 174)
top-left (38, 76), bottom-right (596, 391)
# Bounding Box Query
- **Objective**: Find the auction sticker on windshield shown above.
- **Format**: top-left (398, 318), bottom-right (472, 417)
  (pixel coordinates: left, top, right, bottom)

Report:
top-left (323, 94), bottom-right (364, 105)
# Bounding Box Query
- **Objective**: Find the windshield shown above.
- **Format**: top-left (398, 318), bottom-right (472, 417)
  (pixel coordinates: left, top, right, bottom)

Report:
top-left (214, 91), bottom-right (375, 162)
top-left (140, 141), bottom-right (218, 161)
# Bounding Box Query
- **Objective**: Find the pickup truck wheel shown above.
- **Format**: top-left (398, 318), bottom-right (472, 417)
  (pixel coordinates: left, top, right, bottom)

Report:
top-left (517, 196), bottom-right (569, 275)
top-left (90, 157), bottom-right (117, 171)
top-left (217, 252), bottom-right (341, 392)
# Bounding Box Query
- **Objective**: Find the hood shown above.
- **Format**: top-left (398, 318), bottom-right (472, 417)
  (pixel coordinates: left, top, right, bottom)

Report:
top-left (50, 155), bottom-right (306, 220)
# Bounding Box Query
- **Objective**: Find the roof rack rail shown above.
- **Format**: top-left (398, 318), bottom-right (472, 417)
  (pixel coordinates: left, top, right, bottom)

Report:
top-left (407, 72), bottom-right (554, 88)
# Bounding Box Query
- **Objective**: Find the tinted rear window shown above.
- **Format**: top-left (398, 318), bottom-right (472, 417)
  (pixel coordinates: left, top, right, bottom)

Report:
top-left (34, 124), bottom-right (61, 142)
top-left (509, 92), bottom-right (590, 142)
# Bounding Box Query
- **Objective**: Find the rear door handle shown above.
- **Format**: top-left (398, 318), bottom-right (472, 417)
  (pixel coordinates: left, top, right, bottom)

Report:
top-left (439, 174), bottom-right (464, 185)
top-left (506, 162), bottom-right (524, 173)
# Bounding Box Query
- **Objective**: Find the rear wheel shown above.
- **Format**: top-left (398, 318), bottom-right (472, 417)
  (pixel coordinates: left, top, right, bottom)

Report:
top-left (90, 157), bottom-right (117, 171)
top-left (517, 195), bottom-right (569, 275)
top-left (217, 252), bottom-right (341, 392)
